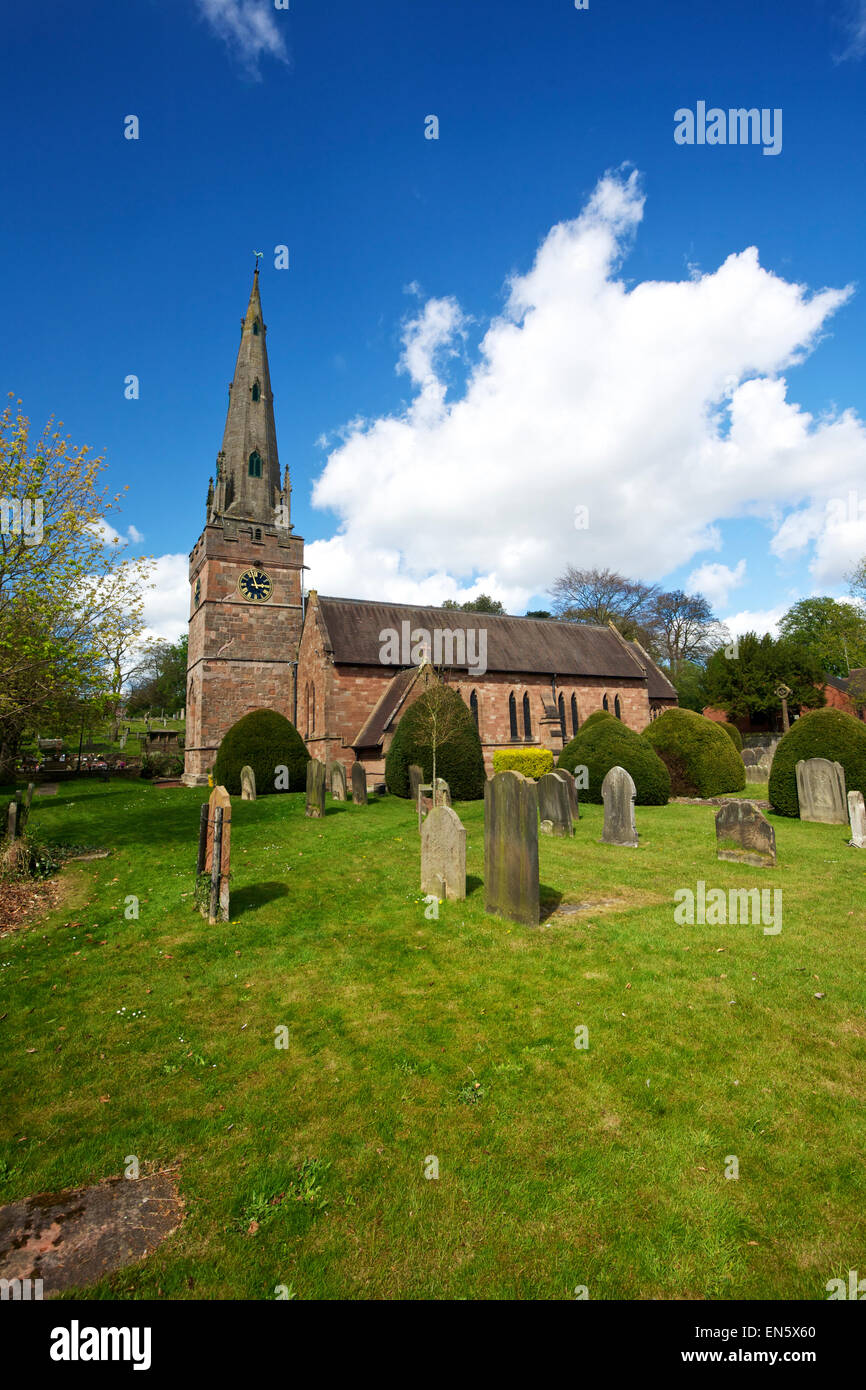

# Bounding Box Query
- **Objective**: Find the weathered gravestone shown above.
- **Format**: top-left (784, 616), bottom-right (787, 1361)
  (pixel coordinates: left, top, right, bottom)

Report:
top-left (5, 799), bottom-right (17, 841)
top-left (240, 765), bottom-right (256, 802)
top-left (484, 770), bottom-right (540, 926)
top-left (306, 759), bottom-right (326, 818)
top-left (421, 805), bottom-right (466, 901)
top-left (351, 762), bottom-right (367, 805)
top-left (795, 758), bottom-right (847, 824)
top-left (408, 765), bottom-right (424, 805)
top-left (848, 790), bottom-right (866, 848)
top-left (201, 785), bottom-right (231, 923)
top-left (435, 777), bottom-right (451, 808)
top-left (715, 800), bottom-right (776, 868)
top-left (537, 772), bottom-right (574, 837)
top-left (601, 766), bottom-right (638, 847)
top-left (329, 761), bottom-right (347, 802)
top-left (550, 768), bottom-right (580, 820)
top-left (742, 749), bottom-right (758, 766)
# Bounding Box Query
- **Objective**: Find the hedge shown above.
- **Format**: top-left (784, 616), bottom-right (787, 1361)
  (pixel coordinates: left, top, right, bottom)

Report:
top-left (492, 748), bottom-right (555, 779)
top-left (212, 709), bottom-right (310, 796)
top-left (768, 707), bottom-right (866, 817)
top-left (642, 708), bottom-right (746, 797)
top-left (717, 721), bottom-right (743, 752)
top-left (577, 709), bottom-right (616, 735)
top-left (385, 686), bottom-right (486, 800)
top-left (558, 716), bottom-right (670, 805)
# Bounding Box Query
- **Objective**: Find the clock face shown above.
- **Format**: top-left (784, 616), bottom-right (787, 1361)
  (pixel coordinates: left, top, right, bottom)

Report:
top-left (238, 567), bottom-right (273, 603)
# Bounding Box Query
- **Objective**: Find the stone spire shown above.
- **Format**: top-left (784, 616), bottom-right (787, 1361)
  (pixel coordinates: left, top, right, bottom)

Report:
top-left (210, 266), bottom-right (286, 526)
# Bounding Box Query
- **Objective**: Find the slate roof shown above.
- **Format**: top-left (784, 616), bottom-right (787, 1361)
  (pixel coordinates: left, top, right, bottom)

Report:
top-left (353, 667), bottom-right (420, 749)
top-left (624, 638), bottom-right (679, 701)
top-left (315, 596), bottom-right (650, 679)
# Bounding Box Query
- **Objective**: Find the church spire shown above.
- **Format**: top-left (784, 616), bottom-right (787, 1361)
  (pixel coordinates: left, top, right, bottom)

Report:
top-left (210, 266), bottom-right (284, 526)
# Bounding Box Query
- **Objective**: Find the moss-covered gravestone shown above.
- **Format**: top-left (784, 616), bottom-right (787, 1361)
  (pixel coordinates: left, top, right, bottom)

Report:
top-left (421, 805), bottom-right (466, 901)
top-left (550, 768), bottom-right (579, 820)
top-left (795, 758), bottom-right (847, 824)
top-left (538, 772), bottom-right (574, 837)
top-left (484, 771), bottom-right (539, 926)
top-left (351, 762), bottom-right (367, 805)
top-left (715, 800), bottom-right (776, 868)
top-left (329, 761), bottom-right (347, 802)
top-left (601, 766), bottom-right (638, 847)
top-left (306, 759), bottom-right (326, 819)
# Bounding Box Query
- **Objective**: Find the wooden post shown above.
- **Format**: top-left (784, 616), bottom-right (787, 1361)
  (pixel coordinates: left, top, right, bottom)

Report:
top-left (209, 807), bottom-right (223, 924)
top-left (197, 803), bottom-right (208, 876)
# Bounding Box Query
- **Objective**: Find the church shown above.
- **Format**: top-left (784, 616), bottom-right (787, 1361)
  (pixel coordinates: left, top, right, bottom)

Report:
top-left (183, 271), bottom-right (677, 787)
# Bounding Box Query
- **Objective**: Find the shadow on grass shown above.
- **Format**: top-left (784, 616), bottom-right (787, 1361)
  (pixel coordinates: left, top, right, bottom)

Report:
top-left (466, 874), bottom-right (484, 897)
top-left (539, 884), bottom-right (564, 922)
top-left (230, 881), bottom-right (290, 915)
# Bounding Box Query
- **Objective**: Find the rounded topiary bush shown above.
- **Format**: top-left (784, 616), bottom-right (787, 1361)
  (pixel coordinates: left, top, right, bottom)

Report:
top-left (212, 709), bottom-right (310, 796)
top-left (768, 707), bottom-right (866, 817)
top-left (717, 720), bottom-right (743, 752)
top-left (492, 748), bottom-right (554, 778)
top-left (577, 709), bottom-right (616, 735)
top-left (558, 716), bottom-right (670, 805)
top-left (642, 708), bottom-right (746, 797)
top-left (386, 686), bottom-right (486, 800)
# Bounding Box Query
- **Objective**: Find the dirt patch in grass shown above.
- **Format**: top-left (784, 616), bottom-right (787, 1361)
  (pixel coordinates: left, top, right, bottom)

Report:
top-left (0, 878), bottom-right (62, 935)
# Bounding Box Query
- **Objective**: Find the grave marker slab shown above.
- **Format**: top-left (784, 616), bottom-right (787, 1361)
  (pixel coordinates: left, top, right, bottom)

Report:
top-left (306, 759), bottom-right (326, 818)
top-left (550, 768), bottom-right (580, 819)
top-left (421, 805), bottom-right (466, 901)
top-left (204, 785), bottom-right (231, 922)
top-left (328, 761), bottom-right (347, 802)
top-left (537, 772), bottom-right (574, 837)
top-left (240, 765), bottom-right (256, 801)
top-left (435, 777), bottom-right (451, 808)
top-left (715, 800), bottom-right (776, 867)
top-left (795, 758), bottom-right (847, 824)
top-left (848, 789), bottom-right (866, 848)
top-left (601, 766), bottom-right (638, 847)
top-left (351, 762), bottom-right (368, 805)
top-left (484, 771), bottom-right (540, 926)
top-left (408, 765), bottom-right (424, 805)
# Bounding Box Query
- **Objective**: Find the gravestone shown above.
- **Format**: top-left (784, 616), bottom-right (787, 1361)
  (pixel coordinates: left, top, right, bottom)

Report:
top-left (537, 772), bottom-right (574, 837)
top-left (306, 759), bottom-right (326, 819)
top-left (848, 790), bottom-right (866, 848)
top-left (795, 758), bottom-right (847, 824)
top-left (329, 761), bottom-right (347, 802)
top-left (421, 805), bottom-right (466, 901)
top-left (203, 785), bottom-right (231, 922)
top-left (601, 766), bottom-right (638, 847)
top-left (119, 732), bottom-right (127, 750)
top-left (408, 765), bottom-right (424, 805)
top-left (550, 768), bottom-right (580, 819)
top-left (240, 765), bottom-right (256, 802)
top-left (742, 749), bottom-right (758, 766)
top-left (484, 770), bottom-right (540, 926)
top-left (715, 800), bottom-right (776, 867)
top-left (351, 762), bottom-right (367, 805)
top-left (435, 777), bottom-right (451, 808)
top-left (5, 800), bottom-right (17, 841)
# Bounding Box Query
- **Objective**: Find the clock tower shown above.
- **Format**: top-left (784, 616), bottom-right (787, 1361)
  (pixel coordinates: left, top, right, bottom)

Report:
top-left (183, 266), bottom-right (305, 784)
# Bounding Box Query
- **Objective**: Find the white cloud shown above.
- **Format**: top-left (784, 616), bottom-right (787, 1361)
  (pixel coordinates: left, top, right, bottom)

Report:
top-left (194, 0), bottom-right (288, 78)
top-left (142, 554), bottom-right (189, 643)
top-left (687, 559), bottom-right (747, 609)
top-left (92, 519), bottom-right (144, 547)
top-left (305, 167), bottom-right (862, 610)
top-left (836, 1), bottom-right (866, 60)
top-left (722, 606), bottom-right (787, 640)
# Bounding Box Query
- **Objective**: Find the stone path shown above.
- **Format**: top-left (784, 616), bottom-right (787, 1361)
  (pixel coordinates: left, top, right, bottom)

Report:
top-left (0, 1172), bottom-right (183, 1294)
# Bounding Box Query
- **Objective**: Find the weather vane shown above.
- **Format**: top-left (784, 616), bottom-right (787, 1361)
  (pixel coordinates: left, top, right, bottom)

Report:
top-left (253, 250), bottom-right (263, 272)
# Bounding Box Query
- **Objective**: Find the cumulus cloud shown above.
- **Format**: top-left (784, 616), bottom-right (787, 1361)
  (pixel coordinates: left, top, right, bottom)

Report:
top-left (141, 554), bottom-right (189, 643)
top-left (835, 1), bottom-right (866, 60)
top-left (305, 167), bottom-right (862, 609)
top-left (193, 0), bottom-right (288, 78)
top-left (92, 519), bottom-right (144, 547)
top-left (722, 606), bottom-right (787, 640)
top-left (688, 559), bottom-right (747, 609)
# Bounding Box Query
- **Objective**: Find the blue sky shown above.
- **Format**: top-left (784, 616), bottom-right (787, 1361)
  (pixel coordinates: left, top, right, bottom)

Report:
top-left (4, 0), bottom-right (866, 640)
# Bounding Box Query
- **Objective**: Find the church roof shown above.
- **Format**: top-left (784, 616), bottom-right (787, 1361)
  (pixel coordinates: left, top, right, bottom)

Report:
top-left (315, 596), bottom-right (656, 680)
top-left (623, 637), bottom-right (679, 701)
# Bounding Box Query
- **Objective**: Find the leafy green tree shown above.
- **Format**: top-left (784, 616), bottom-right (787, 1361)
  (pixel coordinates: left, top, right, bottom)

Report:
top-left (670, 659), bottom-right (709, 713)
top-left (127, 635), bottom-right (188, 715)
top-left (524, 609), bottom-right (552, 620)
top-left (702, 631), bottom-right (824, 724)
top-left (778, 596), bottom-right (866, 679)
top-left (441, 594), bottom-right (505, 614)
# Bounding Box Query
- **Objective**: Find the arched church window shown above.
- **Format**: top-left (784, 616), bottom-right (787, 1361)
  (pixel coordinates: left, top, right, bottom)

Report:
top-left (252, 383), bottom-right (260, 402)
top-left (248, 451), bottom-right (262, 478)
top-left (509, 692), bottom-right (518, 740)
top-left (571, 693), bottom-right (578, 734)
top-left (602, 693), bottom-right (609, 712)
top-left (614, 695), bottom-right (622, 720)
top-left (558, 692), bottom-right (566, 742)
top-left (470, 689), bottom-right (479, 730)
top-left (523, 692), bottom-right (532, 740)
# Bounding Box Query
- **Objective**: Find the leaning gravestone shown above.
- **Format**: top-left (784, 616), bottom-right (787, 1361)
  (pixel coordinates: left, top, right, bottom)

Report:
top-left (421, 805), bottom-right (466, 901)
top-left (240, 765), bottom-right (256, 802)
top-left (715, 800), bottom-right (776, 868)
top-left (795, 758), bottom-right (847, 824)
top-left (550, 768), bottom-right (580, 820)
top-left (484, 770), bottom-right (540, 926)
top-left (409, 764), bottom-right (424, 805)
top-left (329, 761), bottom-right (347, 802)
top-left (601, 766), bottom-right (638, 847)
top-left (435, 777), bottom-right (451, 808)
top-left (306, 760), bottom-right (326, 819)
top-left (537, 772), bottom-right (574, 837)
top-left (848, 790), bottom-right (866, 848)
top-left (351, 762), bottom-right (367, 805)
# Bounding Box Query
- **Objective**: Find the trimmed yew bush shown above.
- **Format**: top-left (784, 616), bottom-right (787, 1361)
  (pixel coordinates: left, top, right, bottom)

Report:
top-left (769, 707), bottom-right (866, 817)
top-left (212, 709), bottom-right (310, 796)
top-left (558, 716), bottom-right (670, 805)
top-left (385, 686), bottom-right (486, 800)
top-left (717, 721), bottom-right (743, 752)
top-left (492, 748), bottom-right (555, 779)
top-left (642, 708), bottom-right (746, 797)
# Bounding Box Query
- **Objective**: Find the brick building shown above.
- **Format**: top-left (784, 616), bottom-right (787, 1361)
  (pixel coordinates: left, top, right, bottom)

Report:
top-left (183, 271), bottom-right (677, 785)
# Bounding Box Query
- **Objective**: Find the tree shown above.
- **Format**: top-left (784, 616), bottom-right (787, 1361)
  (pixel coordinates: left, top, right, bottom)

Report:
top-left (778, 596), bottom-right (866, 679)
top-left (648, 589), bottom-right (727, 673)
top-left (549, 566), bottom-right (660, 644)
top-left (670, 659), bottom-right (709, 713)
top-left (407, 680), bottom-right (467, 800)
top-left (126, 635), bottom-right (188, 715)
top-left (702, 631), bottom-right (824, 725)
top-left (0, 397), bottom-right (153, 777)
top-left (441, 594), bottom-right (505, 614)
top-left (524, 609), bottom-right (552, 620)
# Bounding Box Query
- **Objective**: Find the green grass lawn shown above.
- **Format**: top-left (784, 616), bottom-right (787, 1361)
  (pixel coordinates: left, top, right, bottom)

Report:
top-left (2, 779), bottom-right (865, 1300)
